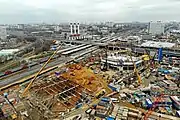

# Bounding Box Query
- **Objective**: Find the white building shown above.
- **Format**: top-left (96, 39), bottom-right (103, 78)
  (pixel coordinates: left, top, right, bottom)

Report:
top-left (101, 54), bottom-right (143, 71)
top-left (141, 41), bottom-right (175, 49)
top-left (69, 23), bottom-right (81, 40)
top-left (70, 23), bottom-right (80, 35)
top-left (149, 21), bottom-right (164, 35)
top-left (0, 26), bottom-right (7, 40)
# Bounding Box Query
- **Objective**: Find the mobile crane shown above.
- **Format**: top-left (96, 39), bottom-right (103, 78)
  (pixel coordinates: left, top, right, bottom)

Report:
top-left (22, 42), bottom-right (61, 96)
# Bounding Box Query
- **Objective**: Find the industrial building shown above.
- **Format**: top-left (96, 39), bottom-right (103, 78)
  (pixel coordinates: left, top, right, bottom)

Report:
top-left (148, 21), bottom-right (164, 35)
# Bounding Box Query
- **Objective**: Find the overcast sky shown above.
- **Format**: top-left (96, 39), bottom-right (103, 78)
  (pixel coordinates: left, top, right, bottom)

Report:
top-left (0, 0), bottom-right (180, 24)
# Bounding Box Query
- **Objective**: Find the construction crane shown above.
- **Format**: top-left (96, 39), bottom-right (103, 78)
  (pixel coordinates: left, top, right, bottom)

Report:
top-left (22, 41), bottom-right (61, 97)
top-left (144, 49), bottom-right (157, 69)
top-left (128, 51), bottom-right (142, 85)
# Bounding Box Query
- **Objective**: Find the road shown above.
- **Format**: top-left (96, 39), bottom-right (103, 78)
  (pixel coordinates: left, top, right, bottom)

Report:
top-left (0, 57), bottom-right (68, 87)
top-left (0, 45), bottom-right (100, 88)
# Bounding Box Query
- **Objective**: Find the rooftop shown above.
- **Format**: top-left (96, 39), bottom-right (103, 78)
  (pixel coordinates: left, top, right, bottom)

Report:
top-left (0, 49), bottom-right (19, 56)
top-left (141, 41), bottom-right (175, 48)
top-left (107, 55), bottom-right (139, 62)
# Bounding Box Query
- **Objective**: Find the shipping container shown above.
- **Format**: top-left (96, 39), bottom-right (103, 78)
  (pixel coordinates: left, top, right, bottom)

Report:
top-left (108, 84), bottom-right (117, 91)
top-left (106, 116), bottom-right (115, 120)
top-left (98, 101), bottom-right (109, 108)
top-left (101, 97), bottom-right (111, 103)
top-left (146, 99), bottom-right (153, 108)
top-left (96, 111), bottom-right (107, 118)
top-left (96, 105), bottom-right (107, 110)
top-left (75, 103), bottom-right (83, 109)
top-left (85, 108), bottom-right (92, 114)
top-left (110, 98), bottom-right (119, 103)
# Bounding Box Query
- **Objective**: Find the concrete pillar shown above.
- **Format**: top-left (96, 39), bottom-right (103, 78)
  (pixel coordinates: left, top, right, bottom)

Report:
top-left (74, 23), bottom-right (76, 34)
top-left (70, 23), bottom-right (73, 35)
top-left (77, 23), bottom-right (80, 34)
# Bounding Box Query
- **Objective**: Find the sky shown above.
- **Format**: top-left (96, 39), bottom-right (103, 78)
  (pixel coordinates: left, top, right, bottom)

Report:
top-left (0, 0), bottom-right (180, 24)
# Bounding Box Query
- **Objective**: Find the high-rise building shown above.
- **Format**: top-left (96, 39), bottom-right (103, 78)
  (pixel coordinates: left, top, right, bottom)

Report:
top-left (148, 21), bottom-right (164, 35)
top-left (0, 26), bottom-right (7, 40)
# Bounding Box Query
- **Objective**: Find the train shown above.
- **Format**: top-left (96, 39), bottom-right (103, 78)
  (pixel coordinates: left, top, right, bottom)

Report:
top-left (0, 55), bottom-right (60, 79)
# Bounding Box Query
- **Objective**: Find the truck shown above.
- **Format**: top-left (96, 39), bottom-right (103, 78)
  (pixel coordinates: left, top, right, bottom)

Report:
top-left (96, 89), bottom-right (106, 98)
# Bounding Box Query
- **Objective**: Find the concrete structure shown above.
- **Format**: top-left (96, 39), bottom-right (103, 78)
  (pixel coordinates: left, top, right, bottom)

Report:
top-left (77, 23), bottom-right (80, 34)
top-left (70, 23), bottom-right (73, 34)
top-left (74, 23), bottom-right (77, 34)
top-left (0, 26), bottom-right (7, 40)
top-left (141, 41), bottom-right (175, 49)
top-left (69, 23), bottom-right (81, 40)
top-left (101, 54), bottom-right (143, 71)
top-left (149, 21), bottom-right (164, 35)
top-left (70, 23), bottom-right (80, 35)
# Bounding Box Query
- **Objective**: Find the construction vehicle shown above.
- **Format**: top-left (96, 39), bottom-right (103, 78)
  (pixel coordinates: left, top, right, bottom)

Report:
top-left (95, 89), bottom-right (106, 98)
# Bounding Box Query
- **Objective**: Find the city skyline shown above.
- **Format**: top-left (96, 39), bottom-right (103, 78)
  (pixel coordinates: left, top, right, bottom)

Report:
top-left (0, 0), bottom-right (180, 24)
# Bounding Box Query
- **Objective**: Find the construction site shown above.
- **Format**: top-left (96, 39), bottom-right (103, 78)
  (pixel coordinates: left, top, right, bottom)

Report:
top-left (0, 37), bottom-right (180, 120)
